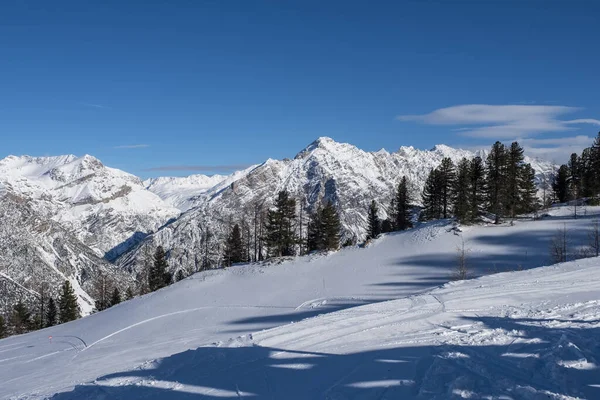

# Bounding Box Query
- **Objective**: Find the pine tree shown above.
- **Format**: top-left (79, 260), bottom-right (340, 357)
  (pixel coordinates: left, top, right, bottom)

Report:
top-left (519, 163), bottom-right (539, 214)
top-left (366, 200), bottom-right (381, 240)
top-left (590, 131), bottom-right (600, 201)
top-left (11, 301), bottom-right (32, 334)
top-left (421, 168), bottom-right (443, 220)
top-left (505, 142), bottom-right (525, 218)
top-left (321, 201), bottom-right (341, 250)
top-left (453, 158), bottom-right (471, 223)
top-left (264, 190), bottom-right (298, 257)
top-left (149, 246), bottom-right (171, 291)
top-left (45, 297), bottom-right (57, 327)
top-left (125, 286), bottom-right (135, 300)
top-left (469, 156), bottom-right (486, 222)
top-left (110, 287), bottom-right (121, 307)
top-left (580, 147), bottom-right (595, 198)
top-left (438, 158), bottom-right (456, 218)
top-left (307, 206), bottom-right (323, 252)
top-left (568, 153), bottom-right (581, 203)
top-left (0, 315), bottom-right (6, 339)
top-left (224, 224), bottom-right (245, 266)
top-left (553, 165), bottom-right (570, 203)
top-left (59, 280), bottom-right (80, 323)
top-left (486, 141), bottom-right (507, 223)
top-left (175, 270), bottom-right (185, 282)
top-left (394, 176), bottom-right (412, 230)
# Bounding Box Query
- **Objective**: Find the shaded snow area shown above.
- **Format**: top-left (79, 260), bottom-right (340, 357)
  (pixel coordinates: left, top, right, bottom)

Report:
top-left (1, 207), bottom-right (599, 399)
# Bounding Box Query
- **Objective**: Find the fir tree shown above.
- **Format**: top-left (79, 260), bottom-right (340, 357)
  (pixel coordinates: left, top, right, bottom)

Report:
top-left (469, 156), bottom-right (486, 222)
top-left (366, 200), bottom-right (381, 240)
top-left (394, 176), bottom-right (412, 230)
top-left (553, 165), bottom-right (570, 203)
top-left (45, 297), bottom-right (57, 328)
top-left (264, 190), bottom-right (298, 257)
top-left (125, 286), bottom-right (134, 300)
top-left (110, 287), bottom-right (121, 307)
top-left (59, 280), bottom-right (80, 323)
top-left (149, 246), bottom-right (171, 291)
top-left (453, 158), bottom-right (471, 223)
top-left (175, 270), bottom-right (185, 282)
top-left (0, 315), bottom-right (6, 339)
top-left (568, 153), bottom-right (581, 202)
top-left (505, 142), bottom-right (525, 218)
top-left (11, 301), bottom-right (32, 334)
top-left (224, 223), bottom-right (245, 266)
top-left (486, 141), bottom-right (507, 223)
top-left (438, 158), bottom-right (456, 218)
top-left (381, 219), bottom-right (394, 233)
top-left (421, 168), bottom-right (443, 220)
top-left (307, 206), bottom-right (323, 252)
top-left (520, 163), bottom-right (539, 214)
top-left (321, 201), bottom-right (341, 250)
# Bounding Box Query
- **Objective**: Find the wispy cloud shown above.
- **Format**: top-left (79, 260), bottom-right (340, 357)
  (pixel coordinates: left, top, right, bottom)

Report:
top-left (144, 164), bottom-right (252, 173)
top-left (397, 104), bottom-right (600, 139)
top-left (114, 144), bottom-right (151, 149)
top-left (80, 102), bottom-right (110, 109)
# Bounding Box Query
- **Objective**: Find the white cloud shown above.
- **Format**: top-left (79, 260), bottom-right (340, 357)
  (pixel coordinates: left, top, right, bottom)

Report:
top-left (114, 144), bottom-right (150, 149)
top-left (397, 104), bottom-right (599, 139)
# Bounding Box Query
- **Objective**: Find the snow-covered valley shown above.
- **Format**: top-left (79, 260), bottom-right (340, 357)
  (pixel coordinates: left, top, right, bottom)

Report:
top-left (1, 206), bottom-right (598, 399)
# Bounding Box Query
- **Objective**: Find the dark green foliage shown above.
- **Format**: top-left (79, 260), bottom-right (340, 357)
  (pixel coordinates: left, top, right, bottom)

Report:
top-left (307, 202), bottom-right (341, 251)
top-left (125, 286), bottom-right (135, 300)
top-left (175, 270), bottom-right (186, 282)
top-left (453, 158), bottom-right (471, 223)
top-left (45, 297), bottom-right (57, 327)
top-left (438, 158), bottom-right (456, 218)
top-left (149, 246), bottom-right (172, 291)
top-left (486, 141), bottom-right (507, 223)
top-left (366, 200), bottom-right (381, 240)
top-left (381, 218), bottom-right (394, 233)
top-left (110, 287), bottom-right (121, 307)
top-left (469, 156), bottom-right (486, 222)
top-left (520, 163), bottom-right (539, 214)
top-left (421, 168), bottom-right (443, 220)
top-left (224, 224), bottom-right (245, 266)
top-left (568, 153), bottom-right (581, 200)
top-left (553, 165), bottom-right (570, 203)
top-left (264, 190), bottom-right (298, 257)
top-left (505, 142), bottom-right (525, 218)
top-left (11, 301), bottom-right (32, 334)
top-left (0, 315), bottom-right (6, 339)
top-left (59, 280), bottom-right (80, 323)
top-left (394, 176), bottom-right (412, 230)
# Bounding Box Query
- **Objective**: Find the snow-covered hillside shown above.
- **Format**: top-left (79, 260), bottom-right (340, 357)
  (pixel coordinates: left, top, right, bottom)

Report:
top-left (1, 206), bottom-right (598, 399)
top-left (0, 154), bottom-right (179, 259)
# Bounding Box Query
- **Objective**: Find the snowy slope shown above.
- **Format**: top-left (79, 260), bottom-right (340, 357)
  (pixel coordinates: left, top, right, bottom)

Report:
top-left (0, 206), bottom-right (598, 399)
top-left (0, 155), bottom-right (179, 258)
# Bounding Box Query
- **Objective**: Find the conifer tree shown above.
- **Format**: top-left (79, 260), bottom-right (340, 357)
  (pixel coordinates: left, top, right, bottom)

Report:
top-left (307, 206), bottom-right (323, 252)
top-left (321, 201), bottom-right (341, 250)
top-left (125, 287), bottom-right (134, 300)
top-left (11, 301), bottom-right (32, 334)
top-left (394, 176), bottom-right (412, 230)
top-left (264, 190), bottom-right (298, 257)
top-left (175, 270), bottom-right (185, 282)
top-left (110, 287), bottom-right (121, 307)
top-left (505, 142), bottom-right (525, 218)
top-left (149, 246), bottom-right (171, 291)
top-left (0, 315), bottom-right (6, 339)
top-left (520, 163), bottom-right (539, 214)
top-left (453, 158), bottom-right (471, 222)
top-left (469, 156), bottom-right (486, 222)
top-left (568, 153), bottom-right (581, 202)
top-left (59, 280), bottom-right (80, 323)
top-left (553, 165), bottom-right (570, 203)
top-left (366, 200), bottom-right (381, 240)
top-left (438, 158), bottom-right (456, 218)
top-left (486, 141), bottom-right (507, 223)
top-left (224, 224), bottom-right (245, 266)
top-left (421, 168), bottom-right (443, 220)
top-left (45, 297), bottom-right (57, 328)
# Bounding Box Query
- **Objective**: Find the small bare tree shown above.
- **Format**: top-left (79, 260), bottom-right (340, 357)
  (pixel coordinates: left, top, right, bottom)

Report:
top-left (550, 223), bottom-right (568, 264)
top-left (453, 237), bottom-right (470, 280)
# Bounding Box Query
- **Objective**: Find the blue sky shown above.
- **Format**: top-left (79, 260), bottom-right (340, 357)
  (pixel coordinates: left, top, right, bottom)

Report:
top-left (1, 1), bottom-right (599, 177)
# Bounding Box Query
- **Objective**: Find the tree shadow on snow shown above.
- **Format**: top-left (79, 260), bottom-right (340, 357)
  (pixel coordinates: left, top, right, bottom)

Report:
top-left (50, 314), bottom-right (600, 400)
